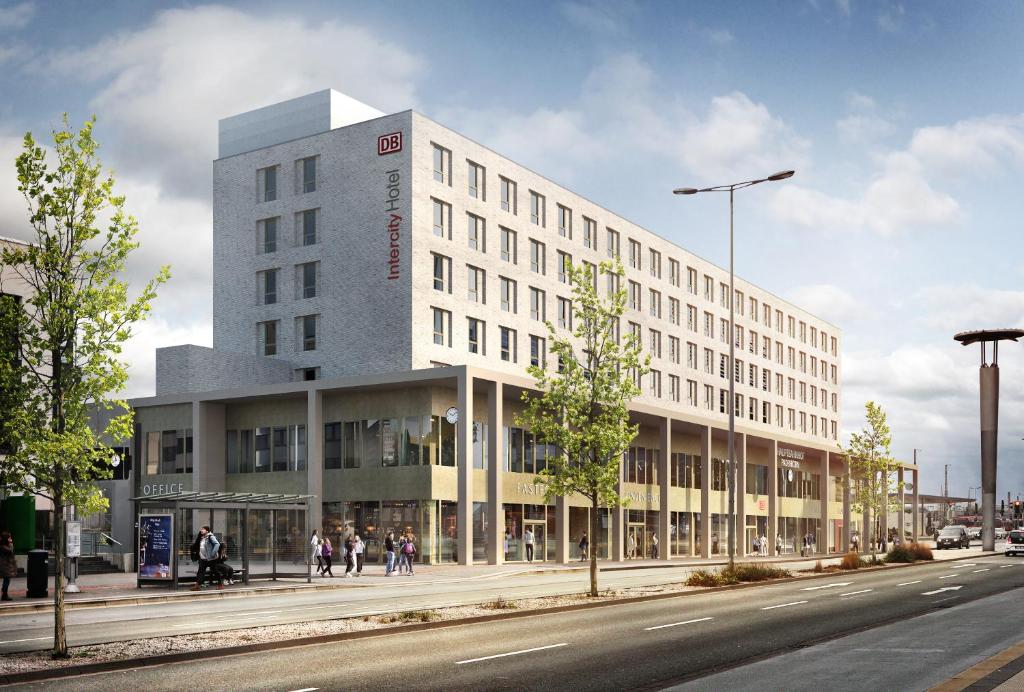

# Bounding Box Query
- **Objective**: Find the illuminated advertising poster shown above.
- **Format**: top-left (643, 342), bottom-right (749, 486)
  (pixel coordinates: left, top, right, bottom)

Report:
top-left (139, 514), bottom-right (174, 580)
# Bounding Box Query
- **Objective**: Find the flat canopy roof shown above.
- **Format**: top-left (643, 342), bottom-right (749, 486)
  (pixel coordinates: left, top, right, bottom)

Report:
top-left (131, 491), bottom-right (314, 506)
top-left (954, 329), bottom-right (1024, 345)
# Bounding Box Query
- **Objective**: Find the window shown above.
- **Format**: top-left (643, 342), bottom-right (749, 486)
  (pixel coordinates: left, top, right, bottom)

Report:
top-left (299, 314), bottom-right (317, 351)
top-left (606, 272), bottom-right (620, 298)
top-left (297, 209), bottom-right (318, 246)
top-left (734, 359), bottom-right (743, 384)
top-left (530, 239), bottom-right (546, 274)
top-left (467, 317), bottom-right (485, 354)
top-left (499, 227), bottom-right (517, 263)
top-left (297, 262), bottom-right (318, 299)
top-left (788, 315), bottom-right (796, 337)
top-left (467, 213), bottom-right (486, 251)
top-left (300, 156), bottom-right (317, 193)
top-left (735, 290), bottom-right (744, 316)
top-left (629, 281), bottom-right (641, 311)
top-left (687, 342), bottom-right (697, 369)
top-left (500, 176), bottom-right (517, 213)
top-left (775, 309), bottom-right (783, 332)
top-left (259, 268), bottom-right (278, 305)
top-left (750, 297), bottom-right (758, 321)
top-left (433, 198), bottom-right (452, 239)
top-left (719, 318), bottom-right (728, 343)
top-left (687, 304), bottom-right (697, 332)
top-left (557, 251), bottom-right (571, 283)
top-left (649, 249), bottom-right (661, 278)
top-left (500, 276), bottom-right (517, 312)
top-left (719, 389), bottom-right (728, 414)
top-left (530, 334), bottom-right (546, 367)
top-left (467, 265), bottom-right (486, 303)
top-left (704, 384), bottom-right (714, 410)
top-left (500, 326), bottom-right (517, 362)
top-left (606, 228), bottom-right (620, 258)
top-left (669, 259), bottom-right (680, 287)
top-left (704, 275), bottom-right (714, 302)
top-left (467, 160), bottom-right (485, 200)
top-left (629, 239), bottom-right (641, 270)
top-left (669, 335), bottom-right (680, 364)
top-left (530, 287), bottom-right (546, 321)
top-left (557, 205), bottom-right (572, 238)
top-left (669, 297), bottom-right (680, 325)
top-left (259, 166), bottom-right (277, 202)
top-left (704, 311), bottom-right (714, 338)
top-left (432, 253), bottom-right (452, 292)
top-left (719, 283), bottom-right (729, 309)
top-left (649, 329), bottom-right (661, 358)
top-left (432, 307), bottom-right (452, 346)
top-left (735, 325), bottom-right (743, 350)
top-left (649, 289), bottom-right (661, 318)
top-left (763, 303), bottom-right (772, 325)
top-left (749, 330), bottom-right (758, 354)
top-left (649, 370), bottom-right (662, 398)
top-left (669, 374), bottom-right (680, 402)
top-left (583, 261), bottom-right (597, 291)
top-left (719, 353), bottom-right (728, 379)
top-left (799, 321), bottom-right (807, 343)
top-left (687, 379), bottom-right (698, 406)
top-left (258, 217), bottom-right (278, 254)
top-left (432, 143), bottom-right (451, 185)
top-left (530, 190), bottom-right (545, 226)
top-left (687, 267), bottom-right (698, 295)
top-left (762, 401), bottom-right (770, 424)
top-left (762, 368), bottom-right (770, 392)
top-left (583, 217), bottom-right (596, 249)
top-left (557, 297), bottom-right (573, 330)
top-left (260, 320), bottom-right (277, 357)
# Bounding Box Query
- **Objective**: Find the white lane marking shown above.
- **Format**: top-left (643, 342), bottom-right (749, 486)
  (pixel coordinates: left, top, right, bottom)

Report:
top-left (455, 642), bottom-right (568, 665)
top-left (214, 610), bottom-right (282, 618)
top-left (0, 636), bottom-right (51, 644)
top-left (1002, 565), bottom-right (1014, 568)
top-left (840, 589), bottom-right (872, 596)
top-left (957, 563), bottom-right (976, 567)
top-left (761, 601), bottom-right (808, 610)
top-left (922, 586), bottom-right (962, 596)
top-left (897, 581), bottom-right (922, 586)
top-left (938, 574), bottom-right (959, 579)
top-left (801, 582), bottom-right (852, 591)
top-left (932, 596), bottom-right (961, 604)
top-left (972, 569), bottom-right (990, 573)
top-left (645, 617), bottom-right (713, 631)
top-left (288, 689), bottom-right (319, 692)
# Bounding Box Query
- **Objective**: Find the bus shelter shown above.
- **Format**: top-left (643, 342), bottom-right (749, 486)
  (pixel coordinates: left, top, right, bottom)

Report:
top-left (132, 491), bottom-right (315, 589)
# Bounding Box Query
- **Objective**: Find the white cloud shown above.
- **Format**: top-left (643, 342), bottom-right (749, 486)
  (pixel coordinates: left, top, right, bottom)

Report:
top-left (0, 2), bottom-right (34, 30)
top-left (908, 115), bottom-right (1024, 175)
top-left (785, 284), bottom-right (866, 324)
top-left (121, 317), bottom-right (212, 399)
top-left (837, 113), bottom-right (895, 145)
top-left (914, 284), bottom-right (1024, 332)
top-left (40, 5), bottom-right (423, 201)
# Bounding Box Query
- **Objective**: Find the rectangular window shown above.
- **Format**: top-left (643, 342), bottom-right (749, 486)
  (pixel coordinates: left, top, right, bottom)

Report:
top-left (300, 156), bottom-right (316, 193)
top-left (720, 318), bottom-right (729, 344)
top-left (467, 265), bottom-right (486, 303)
top-left (433, 198), bottom-right (452, 239)
top-left (557, 297), bottom-right (573, 331)
top-left (687, 304), bottom-right (697, 332)
top-left (735, 290), bottom-right (744, 316)
top-left (557, 204), bottom-right (572, 239)
top-left (669, 374), bottom-right (680, 402)
top-left (260, 320), bottom-right (277, 357)
top-left (298, 261), bottom-right (318, 299)
top-left (606, 272), bottom-right (620, 298)
top-left (557, 251), bottom-right (571, 283)
top-left (432, 253), bottom-right (452, 293)
top-left (687, 267), bottom-right (698, 295)
top-left (258, 217), bottom-right (278, 254)
top-left (298, 209), bottom-right (318, 246)
top-left (669, 297), bottom-right (680, 325)
top-left (648, 329), bottom-right (661, 358)
top-left (467, 213), bottom-right (486, 252)
top-left (668, 259), bottom-right (679, 287)
top-left (720, 282), bottom-right (730, 309)
top-left (299, 314), bottom-right (317, 352)
top-left (259, 268), bottom-right (278, 305)
top-left (500, 176), bottom-right (517, 213)
top-left (649, 370), bottom-right (661, 398)
top-left (687, 380), bottom-right (698, 407)
top-left (467, 160), bottom-right (485, 200)
top-left (530, 334), bottom-right (546, 367)
top-left (500, 227), bottom-right (517, 263)
top-left (467, 317), bottom-right (485, 354)
top-left (704, 275), bottom-right (714, 302)
top-left (606, 228), bottom-right (620, 258)
top-left (530, 239), bottom-right (546, 274)
top-left (629, 239), bottom-right (641, 270)
top-left (432, 143), bottom-right (451, 185)
top-left (649, 289), bottom-right (661, 318)
top-left (500, 276), bottom-right (517, 313)
top-left (669, 335), bottom-right (680, 364)
top-left (530, 190), bottom-right (545, 226)
top-left (260, 166), bottom-right (277, 202)
top-left (432, 307), bottom-right (452, 346)
top-left (704, 384), bottom-right (714, 410)
top-left (629, 281), bottom-right (641, 311)
top-left (530, 287), bottom-right (546, 322)
top-left (704, 311), bottom-right (714, 338)
top-left (499, 326), bottom-right (517, 363)
top-left (583, 217), bottom-right (596, 249)
top-left (688, 342), bottom-right (698, 369)
top-left (649, 249), bottom-right (661, 278)
top-left (749, 296), bottom-right (758, 321)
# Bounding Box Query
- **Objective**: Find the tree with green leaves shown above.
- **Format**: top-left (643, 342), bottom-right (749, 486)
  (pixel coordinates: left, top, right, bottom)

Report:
top-left (0, 117), bottom-right (169, 657)
top-left (843, 400), bottom-right (903, 563)
top-left (516, 259), bottom-right (649, 597)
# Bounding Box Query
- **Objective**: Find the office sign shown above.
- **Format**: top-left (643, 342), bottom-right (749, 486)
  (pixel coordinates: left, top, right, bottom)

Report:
top-left (139, 514), bottom-right (174, 580)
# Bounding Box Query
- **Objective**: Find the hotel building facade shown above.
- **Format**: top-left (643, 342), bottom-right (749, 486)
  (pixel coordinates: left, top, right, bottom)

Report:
top-left (128, 90), bottom-right (911, 566)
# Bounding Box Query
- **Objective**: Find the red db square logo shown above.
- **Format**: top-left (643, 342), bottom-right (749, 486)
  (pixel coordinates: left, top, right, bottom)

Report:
top-left (378, 131), bottom-right (403, 155)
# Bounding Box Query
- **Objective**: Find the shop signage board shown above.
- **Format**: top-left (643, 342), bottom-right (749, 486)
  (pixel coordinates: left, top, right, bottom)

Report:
top-left (138, 514), bottom-right (174, 580)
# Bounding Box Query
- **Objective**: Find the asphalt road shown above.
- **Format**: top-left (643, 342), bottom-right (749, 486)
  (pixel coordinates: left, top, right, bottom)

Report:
top-left (0, 555), bottom-right (863, 655)
top-left (18, 553), bottom-right (1024, 691)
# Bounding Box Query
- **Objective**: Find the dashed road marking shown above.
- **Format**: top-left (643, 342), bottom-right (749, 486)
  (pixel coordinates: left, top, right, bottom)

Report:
top-left (972, 569), bottom-right (990, 573)
top-left (456, 642), bottom-right (568, 665)
top-left (645, 617), bottom-right (713, 631)
top-left (840, 589), bottom-right (872, 597)
top-left (762, 601), bottom-right (808, 610)
top-left (897, 581), bottom-right (921, 586)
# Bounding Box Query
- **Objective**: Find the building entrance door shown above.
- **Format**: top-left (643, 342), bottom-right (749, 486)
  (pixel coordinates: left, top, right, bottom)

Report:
top-left (627, 524), bottom-right (645, 559)
top-left (524, 522), bottom-right (545, 562)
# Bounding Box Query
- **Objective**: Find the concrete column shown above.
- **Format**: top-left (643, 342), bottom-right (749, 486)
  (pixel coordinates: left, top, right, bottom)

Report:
top-left (912, 468), bottom-right (920, 540)
top-left (192, 400), bottom-right (225, 492)
top-left (556, 496), bottom-right (569, 563)
top-left (981, 364), bottom-right (999, 552)
top-left (306, 389), bottom-right (323, 534)
top-left (658, 417), bottom-right (671, 560)
top-left (486, 381), bottom-right (503, 566)
top-left (700, 426), bottom-right (712, 558)
top-left (768, 438), bottom-right (778, 555)
top-left (841, 454), bottom-right (851, 552)
top-left (736, 433), bottom-right (746, 556)
top-left (456, 371), bottom-right (474, 565)
top-left (612, 457), bottom-right (624, 562)
top-left (897, 467), bottom-right (906, 542)
top-left (820, 452), bottom-right (830, 554)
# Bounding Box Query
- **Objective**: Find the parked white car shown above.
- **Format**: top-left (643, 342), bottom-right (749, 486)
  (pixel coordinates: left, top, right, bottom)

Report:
top-left (1005, 530), bottom-right (1024, 557)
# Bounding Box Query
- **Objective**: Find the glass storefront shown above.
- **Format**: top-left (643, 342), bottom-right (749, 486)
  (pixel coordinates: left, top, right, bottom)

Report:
top-left (670, 511), bottom-right (699, 557)
top-left (710, 513), bottom-right (730, 556)
top-left (625, 509), bottom-right (660, 559)
top-left (503, 502), bottom-right (558, 562)
top-left (744, 514), bottom-right (769, 555)
top-left (568, 506), bottom-right (611, 560)
top-left (777, 517), bottom-right (821, 555)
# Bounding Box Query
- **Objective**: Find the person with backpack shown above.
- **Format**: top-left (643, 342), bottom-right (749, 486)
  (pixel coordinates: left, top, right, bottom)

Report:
top-left (402, 533), bottom-right (416, 575)
top-left (320, 537), bottom-right (334, 577)
top-left (384, 531), bottom-right (396, 576)
top-left (191, 526), bottom-right (221, 590)
top-left (344, 534), bottom-right (356, 578)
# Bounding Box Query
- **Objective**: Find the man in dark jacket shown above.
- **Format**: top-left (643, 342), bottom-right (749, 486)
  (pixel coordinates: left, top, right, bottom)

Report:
top-left (0, 531), bottom-right (16, 601)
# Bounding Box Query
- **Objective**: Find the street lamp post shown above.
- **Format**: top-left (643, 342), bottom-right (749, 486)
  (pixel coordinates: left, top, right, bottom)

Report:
top-left (674, 170), bottom-right (795, 569)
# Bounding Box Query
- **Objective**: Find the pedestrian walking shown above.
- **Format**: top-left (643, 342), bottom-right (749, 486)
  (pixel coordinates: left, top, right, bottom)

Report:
top-left (776, 533), bottom-right (783, 555)
top-left (344, 534), bottom-right (356, 577)
top-left (504, 529), bottom-right (511, 562)
top-left (354, 534), bottom-right (365, 576)
top-left (321, 537), bottom-right (334, 577)
top-left (578, 531), bottom-right (589, 561)
top-left (0, 531), bottom-right (15, 601)
top-left (397, 533), bottom-right (409, 574)
top-left (311, 530), bottom-right (323, 575)
top-left (191, 525), bottom-right (222, 590)
top-left (385, 531), bottom-right (396, 576)
top-left (627, 531), bottom-right (637, 559)
top-left (524, 527), bottom-right (535, 562)
top-left (402, 534), bottom-right (416, 575)
top-left (651, 532), bottom-right (659, 560)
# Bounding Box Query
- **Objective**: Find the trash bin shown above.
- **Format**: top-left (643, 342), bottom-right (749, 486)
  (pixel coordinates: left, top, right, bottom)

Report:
top-left (26, 549), bottom-right (48, 598)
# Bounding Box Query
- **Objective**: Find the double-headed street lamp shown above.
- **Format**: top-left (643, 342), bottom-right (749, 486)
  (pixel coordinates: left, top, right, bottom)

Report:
top-left (673, 170), bottom-right (795, 569)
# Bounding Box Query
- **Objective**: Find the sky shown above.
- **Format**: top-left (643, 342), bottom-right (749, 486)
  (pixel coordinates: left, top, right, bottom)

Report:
top-left (1, 0), bottom-right (1023, 501)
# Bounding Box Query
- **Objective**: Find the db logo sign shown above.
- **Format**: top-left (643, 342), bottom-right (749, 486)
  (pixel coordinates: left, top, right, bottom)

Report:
top-left (378, 132), bottom-right (403, 155)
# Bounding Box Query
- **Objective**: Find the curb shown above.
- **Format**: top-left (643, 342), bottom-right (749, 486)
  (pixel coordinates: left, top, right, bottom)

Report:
top-left (0, 553), bottom-right (992, 686)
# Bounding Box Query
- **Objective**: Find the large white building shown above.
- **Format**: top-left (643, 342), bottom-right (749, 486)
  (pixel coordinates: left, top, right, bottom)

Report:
top-left (129, 90), bottom-right (919, 569)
